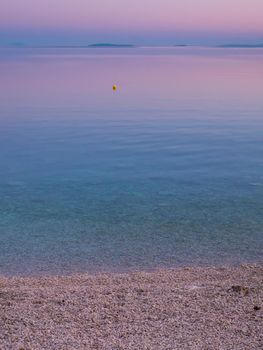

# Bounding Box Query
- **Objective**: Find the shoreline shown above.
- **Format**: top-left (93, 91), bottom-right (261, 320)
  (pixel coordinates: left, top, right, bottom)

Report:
top-left (0, 264), bottom-right (262, 349)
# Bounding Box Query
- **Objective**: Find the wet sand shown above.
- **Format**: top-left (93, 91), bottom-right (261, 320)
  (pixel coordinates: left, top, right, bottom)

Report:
top-left (0, 265), bottom-right (262, 349)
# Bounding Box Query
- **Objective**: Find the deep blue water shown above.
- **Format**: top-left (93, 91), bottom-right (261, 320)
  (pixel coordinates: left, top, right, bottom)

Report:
top-left (0, 48), bottom-right (262, 275)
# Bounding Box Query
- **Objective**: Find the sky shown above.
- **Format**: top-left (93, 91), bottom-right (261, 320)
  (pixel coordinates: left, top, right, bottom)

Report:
top-left (0, 0), bottom-right (263, 46)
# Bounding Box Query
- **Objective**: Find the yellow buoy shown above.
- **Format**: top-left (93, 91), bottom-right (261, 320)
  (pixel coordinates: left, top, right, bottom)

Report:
top-left (112, 85), bottom-right (117, 91)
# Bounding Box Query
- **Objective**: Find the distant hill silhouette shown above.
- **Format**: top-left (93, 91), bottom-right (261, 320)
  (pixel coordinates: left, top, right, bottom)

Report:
top-left (88, 43), bottom-right (134, 48)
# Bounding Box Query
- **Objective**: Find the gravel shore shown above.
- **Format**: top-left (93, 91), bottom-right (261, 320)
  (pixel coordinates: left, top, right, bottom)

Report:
top-left (0, 265), bottom-right (262, 349)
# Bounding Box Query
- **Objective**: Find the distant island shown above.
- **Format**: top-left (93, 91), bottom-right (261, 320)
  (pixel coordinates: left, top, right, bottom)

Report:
top-left (217, 44), bottom-right (263, 48)
top-left (88, 43), bottom-right (135, 48)
top-left (174, 44), bottom-right (188, 47)
top-left (0, 43), bottom-right (136, 49)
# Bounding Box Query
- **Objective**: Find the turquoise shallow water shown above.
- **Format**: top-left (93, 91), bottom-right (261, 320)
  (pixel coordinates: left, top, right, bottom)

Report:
top-left (0, 48), bottom-right (263, 275)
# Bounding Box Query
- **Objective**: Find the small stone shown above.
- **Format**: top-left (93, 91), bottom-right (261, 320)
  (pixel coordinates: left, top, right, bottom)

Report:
top-left (136, 288), bottom-right (145, 294)
top-left (230, 285), bottom-right (249, 296)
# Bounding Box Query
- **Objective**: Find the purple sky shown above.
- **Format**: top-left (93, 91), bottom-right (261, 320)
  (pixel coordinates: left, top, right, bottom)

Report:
top-left (1, 0), bottom-right (263, 46)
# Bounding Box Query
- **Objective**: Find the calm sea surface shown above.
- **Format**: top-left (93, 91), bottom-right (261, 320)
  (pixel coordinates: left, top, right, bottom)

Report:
top-left (0, 47), bottom-right (262, 275)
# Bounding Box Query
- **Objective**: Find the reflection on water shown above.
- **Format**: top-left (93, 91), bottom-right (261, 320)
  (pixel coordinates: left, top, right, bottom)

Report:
top-left (0, 48), bottom-right (262, 275)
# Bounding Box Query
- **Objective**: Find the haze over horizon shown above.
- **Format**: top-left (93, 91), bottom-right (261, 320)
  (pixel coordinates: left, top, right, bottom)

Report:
top-left (1, 0), bottom-right (263, 46)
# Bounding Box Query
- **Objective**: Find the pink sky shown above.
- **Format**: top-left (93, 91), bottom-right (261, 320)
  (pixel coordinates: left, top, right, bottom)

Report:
top-left (1, 0), bottom-right (263, 45)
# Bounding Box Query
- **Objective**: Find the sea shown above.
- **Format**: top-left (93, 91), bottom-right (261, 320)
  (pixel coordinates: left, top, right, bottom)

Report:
top-left (0, 47), bottom-right (262, 275)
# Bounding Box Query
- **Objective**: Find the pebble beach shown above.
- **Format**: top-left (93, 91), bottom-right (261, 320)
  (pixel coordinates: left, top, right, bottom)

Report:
top-left (0, 264), bottom-right (262, 349)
